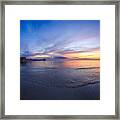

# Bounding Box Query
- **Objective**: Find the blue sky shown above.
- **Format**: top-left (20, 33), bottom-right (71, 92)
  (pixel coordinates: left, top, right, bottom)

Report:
top-left (20, 20), bottom-right (100, 59)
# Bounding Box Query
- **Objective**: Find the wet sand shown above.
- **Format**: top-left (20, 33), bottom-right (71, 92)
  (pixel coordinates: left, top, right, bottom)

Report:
top-left (20, 60), bottom-right (100, 100)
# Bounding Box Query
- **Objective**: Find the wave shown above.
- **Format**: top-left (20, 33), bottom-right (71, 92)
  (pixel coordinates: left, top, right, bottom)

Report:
top-left (65, 80), bottom-right (99, 88)
top-left (76, 67), bottom-right (99, 70)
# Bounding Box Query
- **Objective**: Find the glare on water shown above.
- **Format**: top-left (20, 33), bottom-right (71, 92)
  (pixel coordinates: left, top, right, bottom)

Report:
top-left (29, 59), bottom-right (100, 69)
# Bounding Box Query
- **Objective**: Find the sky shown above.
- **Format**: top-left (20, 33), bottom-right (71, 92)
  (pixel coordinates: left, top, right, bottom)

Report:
top-left (20, 20), bottom-right (100, 60)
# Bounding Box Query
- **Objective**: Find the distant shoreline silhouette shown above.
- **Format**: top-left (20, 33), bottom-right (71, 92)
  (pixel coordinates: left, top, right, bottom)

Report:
top-left (20, 56), bottom-right (100, 64)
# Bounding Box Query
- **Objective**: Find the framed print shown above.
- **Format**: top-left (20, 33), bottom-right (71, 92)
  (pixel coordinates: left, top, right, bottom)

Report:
top-left (0, 0), bottom-right (119, 119)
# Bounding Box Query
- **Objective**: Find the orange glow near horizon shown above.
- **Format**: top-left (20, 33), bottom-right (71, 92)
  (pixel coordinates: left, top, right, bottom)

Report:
top-left (31, 55), bottom-right (50, 58)
top-left (63, 50), bottom-right (100, 59)
top-left (29, 50), bottom-right (100, 60)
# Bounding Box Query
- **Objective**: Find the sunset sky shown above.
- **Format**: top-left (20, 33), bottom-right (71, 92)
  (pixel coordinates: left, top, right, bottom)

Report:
top-left (20, 20), bottom-right (100, 60)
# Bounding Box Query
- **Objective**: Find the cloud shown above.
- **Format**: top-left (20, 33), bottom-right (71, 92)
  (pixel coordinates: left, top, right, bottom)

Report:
top-left (20, 20), bottom-right (100, 57)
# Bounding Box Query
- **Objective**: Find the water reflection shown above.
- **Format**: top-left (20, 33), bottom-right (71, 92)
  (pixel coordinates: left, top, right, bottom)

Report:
top-left (27, 59), bottom-right (100, 69)
top-left (62, 60), bottom-right (99, 68)
top-left (20, 59), bottom-right (100, 100)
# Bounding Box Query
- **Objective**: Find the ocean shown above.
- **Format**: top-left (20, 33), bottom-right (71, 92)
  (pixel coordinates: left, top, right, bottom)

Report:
top-left (20, 59), bottom-right (100, 100)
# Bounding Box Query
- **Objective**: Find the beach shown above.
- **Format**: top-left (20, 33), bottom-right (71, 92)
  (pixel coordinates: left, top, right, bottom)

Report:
top-left (20, 59), bottom-right (100, 100)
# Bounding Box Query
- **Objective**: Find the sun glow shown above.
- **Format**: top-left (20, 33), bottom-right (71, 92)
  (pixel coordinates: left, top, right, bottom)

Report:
top-left (32, 55), bottom-right (50, 58)
top-left (63, 50), bottom-right (100, 59)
